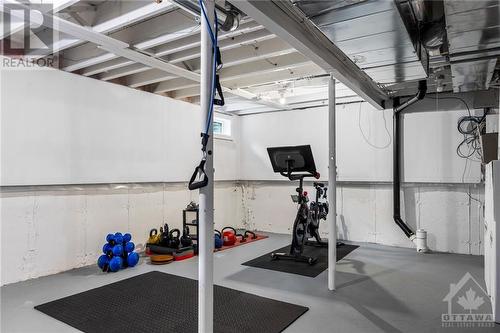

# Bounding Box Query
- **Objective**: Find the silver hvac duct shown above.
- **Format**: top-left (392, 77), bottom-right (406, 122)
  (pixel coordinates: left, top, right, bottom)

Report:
top-left (409, 0), bottom-right (446, 52)
top-left (171, 0), bottom-right (241, 31)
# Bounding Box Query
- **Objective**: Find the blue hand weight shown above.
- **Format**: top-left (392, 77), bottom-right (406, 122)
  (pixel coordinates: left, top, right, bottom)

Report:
top-left (123, 233), bottom-right (132, 243)
top-left (214, 235), bottom-right (223, 249)
top-left (97, 255), bottom-right (109, 269)
top-left (214, 230), bottom-right (223, 249)
top-left (108, 256), bottom-right (123, 272)
top-left (114, 232), bottom-right (123, 244)
top-left (127, 252), bottom-right (139, 267)
top-left (124, 242), bottom-right (135, 253)
top-left (103, 243), bottom-right (113, 254)
top-left (112, 244), bottom-right (123, 256)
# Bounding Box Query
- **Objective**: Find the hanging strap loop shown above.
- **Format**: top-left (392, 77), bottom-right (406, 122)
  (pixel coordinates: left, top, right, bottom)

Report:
top-left (213, 75), bottom-right (225, 106)
top-left (188, 159), bottom-right (209, 190)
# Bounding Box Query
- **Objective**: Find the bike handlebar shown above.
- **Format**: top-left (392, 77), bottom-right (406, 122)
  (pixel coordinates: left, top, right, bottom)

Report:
top-left (280, 171), bottom-right (320, 181)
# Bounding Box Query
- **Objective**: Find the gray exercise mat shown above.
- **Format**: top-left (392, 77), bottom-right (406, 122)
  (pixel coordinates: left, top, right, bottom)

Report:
top-left (243, 244), bottom-right (359, 277)
top-left (35, 271), bottom-right (308, 333)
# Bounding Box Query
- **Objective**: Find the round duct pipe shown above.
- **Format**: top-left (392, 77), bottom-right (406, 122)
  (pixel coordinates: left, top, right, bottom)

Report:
top-left (410, 0), bottom-right (447, 51)
top-left (421, 18), bottom-right (446, 51)
top-left (168, 0), bottom-right (241, 31)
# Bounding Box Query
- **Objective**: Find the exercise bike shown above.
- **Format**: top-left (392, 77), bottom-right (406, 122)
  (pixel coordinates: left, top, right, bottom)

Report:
top-left (267, 145), bottom-right (342, 265)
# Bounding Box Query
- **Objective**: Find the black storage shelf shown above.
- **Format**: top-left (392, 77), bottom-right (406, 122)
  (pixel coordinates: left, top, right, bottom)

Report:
top-left (183, 209), bottom-right (199, 242)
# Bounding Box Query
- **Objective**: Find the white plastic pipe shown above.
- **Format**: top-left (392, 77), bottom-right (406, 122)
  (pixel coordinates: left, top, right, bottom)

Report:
top-left (199, 1), bottom-right (215, 332)
top-left (415, 229), bottom-right (429, 252)
top-left (328, 74), bottom-right (337, 291)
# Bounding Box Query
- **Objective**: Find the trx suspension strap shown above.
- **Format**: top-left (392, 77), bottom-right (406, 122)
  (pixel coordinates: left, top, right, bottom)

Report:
top-left (188, 1), bottom-right (224, 191)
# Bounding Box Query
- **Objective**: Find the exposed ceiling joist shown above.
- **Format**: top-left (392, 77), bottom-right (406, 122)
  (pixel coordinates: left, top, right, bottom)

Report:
top-left (168, 62), bottom-right (325, 99)
top-left (97, 28), bottom-right (273, 78)
top-left (51, 0), bottom-right (81, 13)
top-left (223, 88), bottom-right (289, 110)
top-left (127, 70), bottom-right (177, 88)
top-left (230, 0), bottom-right (388, 109)
top-left (62, 9), bottom-right (198, 72)
top-left (100, 63), bottom-right (152, 81)
top-left (45, 0), bottom-right (177, 56)
top-left (1, 5), bottom-right (201, 82)
top-left (81, 56), bottom-right (133, 76)
top-left (96, 29), bottom-right (279, 82)
top-left (223, 62), bottom-right (325, 90)
top-left (154, 52), bottom-right (311, 93)
top-left (152, 20), bottom-right (262, 57)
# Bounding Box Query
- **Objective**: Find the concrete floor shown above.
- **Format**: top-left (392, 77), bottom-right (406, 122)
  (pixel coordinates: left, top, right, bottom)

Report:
top-left (1, 233), bottom-right (498, 333)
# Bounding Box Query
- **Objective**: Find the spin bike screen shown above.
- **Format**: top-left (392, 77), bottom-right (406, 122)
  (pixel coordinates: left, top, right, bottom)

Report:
top-left (267, 145), bottom-right (317, 174)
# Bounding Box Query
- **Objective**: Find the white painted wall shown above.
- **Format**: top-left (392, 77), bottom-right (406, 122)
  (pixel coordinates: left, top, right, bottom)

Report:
top-left (0, 67), bottom-right (240, 185)
top-left (240, 102), bottom-right (481, 183)
top-left (238, 100), bottom-right (485, 254)
top-left (0, 67), bottom-right (243, 285)
top-left (0, 182), bottom-right (243, 285)
top-left (239, 181), bottom-right (483, 254)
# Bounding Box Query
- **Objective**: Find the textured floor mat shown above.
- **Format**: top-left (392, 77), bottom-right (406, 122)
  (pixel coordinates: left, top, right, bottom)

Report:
top-left (242, 244), bottom-right (359, 277)
top-left (35, 271), bottom-right (308, 333)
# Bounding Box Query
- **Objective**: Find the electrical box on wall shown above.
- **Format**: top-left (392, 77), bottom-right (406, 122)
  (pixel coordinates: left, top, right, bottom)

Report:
top-left (482, 133), bottom-right (499, 164)
top-left (482, 114), bottom-right (499, 164)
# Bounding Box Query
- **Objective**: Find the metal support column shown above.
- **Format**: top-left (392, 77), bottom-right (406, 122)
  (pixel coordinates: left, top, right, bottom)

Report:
top-left (199, 1), bottom-right (215, 332)
top-left (328, 74), bottom-right (337, 291)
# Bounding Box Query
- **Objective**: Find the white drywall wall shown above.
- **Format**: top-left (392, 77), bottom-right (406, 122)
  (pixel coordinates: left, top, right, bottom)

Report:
top-left (0, 183), bottom-right (243, 285)
top-left (0, 67), bottom-right (240, 185)
top-left (0, 67), bottom-right (243, 285)
top-left (238, 100), bottom-right (484, 252)
top-left (239, 181), bottom-right (483, 254)
top-left (240, 102), bottom-right (481, 183)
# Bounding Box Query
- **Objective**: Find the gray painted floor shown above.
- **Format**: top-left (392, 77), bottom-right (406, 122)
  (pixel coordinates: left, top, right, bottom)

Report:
top-left (1, 233), bottom-right (498, 333)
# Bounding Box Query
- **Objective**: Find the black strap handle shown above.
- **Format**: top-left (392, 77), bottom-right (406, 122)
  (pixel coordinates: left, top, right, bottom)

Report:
top-left (213, 75), bottom-right (225, 106)
top-left (188, 159), bottom-right (209, 190)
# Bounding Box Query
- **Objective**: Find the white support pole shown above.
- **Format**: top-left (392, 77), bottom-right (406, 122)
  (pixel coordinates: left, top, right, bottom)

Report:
top-left (328, 74), bottom-right (337, 291)
top-left (199, 1), bottom-right (215, 332)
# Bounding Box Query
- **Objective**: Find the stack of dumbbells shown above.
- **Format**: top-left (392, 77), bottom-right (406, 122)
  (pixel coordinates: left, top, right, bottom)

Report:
top-left (98, 232), bottom-right (140, 272)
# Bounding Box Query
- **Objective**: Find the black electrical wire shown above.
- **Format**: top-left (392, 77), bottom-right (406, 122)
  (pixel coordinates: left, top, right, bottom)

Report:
top-left (426, 95), bottom-right (487, 161)
top-left (426, 95), bottom-right (487, 204)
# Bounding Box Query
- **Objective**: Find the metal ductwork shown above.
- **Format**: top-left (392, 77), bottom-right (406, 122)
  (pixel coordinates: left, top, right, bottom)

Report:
top-left (170, 0), bottom-right (241, 31)
top-left (407, 0), bottom-right (446, 52)
top-left (292, 0), bottom-right (429, 86)
top-left (443, 0), bottom-right (500, 92)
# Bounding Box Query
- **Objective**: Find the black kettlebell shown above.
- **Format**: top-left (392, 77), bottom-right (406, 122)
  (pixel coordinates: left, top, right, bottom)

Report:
top-left (180, 226), bottom-right (193, 247)
top-left (168, 229), bottom-right (181, 249)
top-left (159, 224), bottom-right (170, 247)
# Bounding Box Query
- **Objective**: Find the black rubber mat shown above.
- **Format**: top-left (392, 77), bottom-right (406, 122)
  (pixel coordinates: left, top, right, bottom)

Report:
top-left (242, 244), bottom-right (359, 277)
top-left (35, 271), bottom-right (308, 333)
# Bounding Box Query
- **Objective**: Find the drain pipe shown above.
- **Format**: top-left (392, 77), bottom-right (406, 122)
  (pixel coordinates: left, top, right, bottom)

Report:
top-left (393, 80), bottom-right (428, 251)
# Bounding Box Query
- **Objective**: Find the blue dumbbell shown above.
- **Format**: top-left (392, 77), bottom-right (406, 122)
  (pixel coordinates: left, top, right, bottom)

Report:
top-left (123, 233), bottom-right (132, 243)
top-left (124, 242), bottom-right (135, 253)
top-left (108, 256), bottom-right (123, 272)
top-left (114, 232), bottom-right (123, 244)
top-left (97, 255), bottom-right (109, 270)
top-left (127, 252), bottom-right (139, 267)
top-left (112, 244), bottom-right (123, 256)
top-left (103, 243), bottom-right (113, 254)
